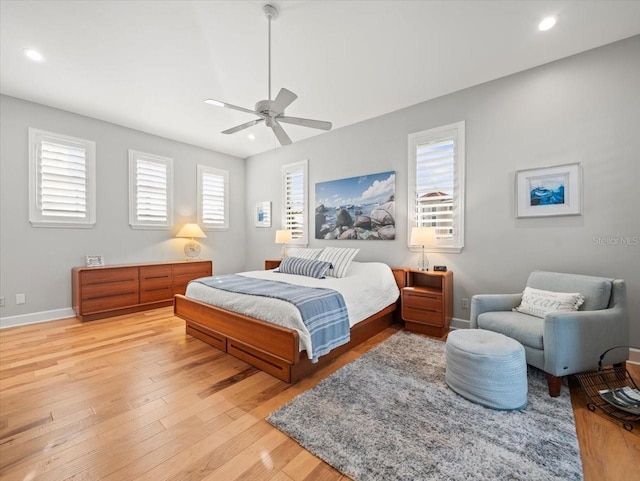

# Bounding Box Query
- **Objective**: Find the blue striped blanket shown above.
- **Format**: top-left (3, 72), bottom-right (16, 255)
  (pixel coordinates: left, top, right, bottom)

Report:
top-left (192, 275), bottom-right (350, 362)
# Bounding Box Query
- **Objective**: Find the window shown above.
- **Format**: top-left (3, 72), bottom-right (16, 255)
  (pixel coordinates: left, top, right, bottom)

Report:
top-left (197, 165), bottom-right (228, 230)
top-left (128, 150), bottom-right (173, 229)
top-left (28, 128), bottom-right (96, 228)
top-left (408, 121), bottom-right (465, 253)
top-left (282, 159), bottom-right (308, 246)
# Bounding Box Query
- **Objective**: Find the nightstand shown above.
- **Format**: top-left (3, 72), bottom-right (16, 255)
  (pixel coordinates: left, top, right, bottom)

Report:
top-left (265, 259), bottom-right (282, 270)
top-left (401, 269), bottom-right (453, 338)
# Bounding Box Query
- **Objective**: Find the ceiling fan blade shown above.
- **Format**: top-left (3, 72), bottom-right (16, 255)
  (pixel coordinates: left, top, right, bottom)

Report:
top-left (221, 118), bottom-right (265, 135)
top-left (278, 116), bottom-right (332, 131)
top-left (272, 121), bottom-right (292, 145)
top-left (270, 88), bottom-right (298, 115)
top-left (204, 98), bottom-right (257, 116)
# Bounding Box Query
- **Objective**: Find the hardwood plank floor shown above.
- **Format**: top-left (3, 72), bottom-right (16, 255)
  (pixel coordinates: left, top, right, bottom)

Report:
top-left (1, 307), bottom-right (638, 481)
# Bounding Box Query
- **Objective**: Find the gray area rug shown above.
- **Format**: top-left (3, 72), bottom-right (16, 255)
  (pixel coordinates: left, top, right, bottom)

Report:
top-left (267, 331), bottom-right (583, 481)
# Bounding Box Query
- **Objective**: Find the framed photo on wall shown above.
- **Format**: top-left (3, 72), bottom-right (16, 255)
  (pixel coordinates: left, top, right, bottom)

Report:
top-left (255, 201), bottom-right (271, 227)
top-left (516, 163), bottom-right (582, 218)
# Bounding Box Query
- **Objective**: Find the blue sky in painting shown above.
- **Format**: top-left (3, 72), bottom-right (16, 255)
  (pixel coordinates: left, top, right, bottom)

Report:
top-left (316, 171), bottom-right (395, 208)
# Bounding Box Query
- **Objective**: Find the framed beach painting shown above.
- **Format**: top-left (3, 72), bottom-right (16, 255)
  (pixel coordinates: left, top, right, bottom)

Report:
top-left (516, 163), bottom-right (582, 218)
top-left (315, 171), bottom-right (395, 240)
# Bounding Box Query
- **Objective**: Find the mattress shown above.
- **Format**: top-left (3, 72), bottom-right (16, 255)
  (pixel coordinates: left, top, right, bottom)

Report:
top-left (185, 261), bottom-right (400, 360)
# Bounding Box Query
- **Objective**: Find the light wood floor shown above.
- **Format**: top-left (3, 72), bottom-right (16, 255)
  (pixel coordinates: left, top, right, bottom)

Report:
top-left (1, 307), bottom-right (638, 481)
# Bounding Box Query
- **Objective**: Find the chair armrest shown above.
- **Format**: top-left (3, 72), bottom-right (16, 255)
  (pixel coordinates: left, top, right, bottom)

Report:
top-left (469, 293), bottom-right (522, 328)
top-left (543, 307), bottom-right (629, 376)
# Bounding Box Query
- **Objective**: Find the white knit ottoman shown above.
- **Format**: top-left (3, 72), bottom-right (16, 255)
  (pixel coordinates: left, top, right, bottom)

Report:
top-left (445, 329), bottom-right (527, 410)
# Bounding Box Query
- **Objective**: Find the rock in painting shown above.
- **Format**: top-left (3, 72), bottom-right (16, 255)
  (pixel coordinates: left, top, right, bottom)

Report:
top-left (335, 209), bottom-right (353, 228)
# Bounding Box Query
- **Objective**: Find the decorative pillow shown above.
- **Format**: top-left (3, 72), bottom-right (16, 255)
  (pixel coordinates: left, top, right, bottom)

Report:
top-left (277, 256), bottom-right (332, 279)
top-left (286, 248), bottom-right (324, 260)
top-left (317, 247), bottom-right (360, 278)
top-left (514, 287), bottom-right (585, 318)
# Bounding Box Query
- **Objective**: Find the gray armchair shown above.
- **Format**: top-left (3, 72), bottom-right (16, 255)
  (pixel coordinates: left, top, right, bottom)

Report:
top-left (470, 271), bottom-right (629, 397)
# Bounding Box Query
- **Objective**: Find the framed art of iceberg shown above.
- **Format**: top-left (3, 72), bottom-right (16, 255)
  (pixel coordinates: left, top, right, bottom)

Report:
top-left (516, 163), bottom-right (582, 218)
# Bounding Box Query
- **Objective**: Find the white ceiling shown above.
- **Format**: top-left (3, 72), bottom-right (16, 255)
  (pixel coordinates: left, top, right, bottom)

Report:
top-left (2, 1), bottom-right (639, 159)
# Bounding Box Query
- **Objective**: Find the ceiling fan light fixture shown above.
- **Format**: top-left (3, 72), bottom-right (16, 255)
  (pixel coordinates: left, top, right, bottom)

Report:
top-left (204, 99), bottom-right (225, 107)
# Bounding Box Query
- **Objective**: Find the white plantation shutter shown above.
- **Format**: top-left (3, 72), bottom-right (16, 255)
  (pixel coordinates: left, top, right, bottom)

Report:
top-left (129, 150), bottom-right (173, 229)
top-left (198, 165), bottom-right (228, 230)
top-left (408, 122), bottom-right (465, 253)
top-left (282, 159), bottom-right (308, 245)
top-left (29, 129), bottom-right (96, 227)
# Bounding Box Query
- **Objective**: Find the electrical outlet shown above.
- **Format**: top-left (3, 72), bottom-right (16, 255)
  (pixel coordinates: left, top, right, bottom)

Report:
top-left (16, 293), bottom-right (26, 305)
top-left (461, 298), bottom-right (469, 309)
top-left (0, 296), bottom-right (5, 307)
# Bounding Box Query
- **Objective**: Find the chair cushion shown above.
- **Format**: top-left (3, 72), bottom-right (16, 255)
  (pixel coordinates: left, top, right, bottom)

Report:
top-left (477, 311), bottom-right (544, 350)
top-left (527, 271), bottom-right (612, 311)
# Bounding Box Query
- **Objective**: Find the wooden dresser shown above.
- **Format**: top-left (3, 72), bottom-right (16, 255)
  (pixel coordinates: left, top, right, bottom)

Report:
top-left (72, 260), bottom-right (212, 321)
top-left (401, 269), bottom-right (453, 338)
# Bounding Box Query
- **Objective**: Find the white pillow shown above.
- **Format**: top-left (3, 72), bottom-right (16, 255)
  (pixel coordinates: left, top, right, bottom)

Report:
top-left (317, 247), bottom-right (360, 278)
top-left (514, 286), bottom-right (585, 318)
top-left (287, 248), bottom-right (324, 260)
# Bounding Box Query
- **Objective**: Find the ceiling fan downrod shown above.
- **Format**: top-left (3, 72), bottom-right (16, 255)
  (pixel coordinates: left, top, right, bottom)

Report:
top-left (263, 4), bottom-right (279, 102)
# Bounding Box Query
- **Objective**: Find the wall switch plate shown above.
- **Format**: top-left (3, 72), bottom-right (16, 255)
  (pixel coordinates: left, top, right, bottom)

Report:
top-left (461, 298), bottom-right (469, 309)
top-left (16, 293), bottom-right (26, 305)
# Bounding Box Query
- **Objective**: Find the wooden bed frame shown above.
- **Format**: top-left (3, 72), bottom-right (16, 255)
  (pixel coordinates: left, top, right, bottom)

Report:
top-left (174, 266), bottom-right (406, 383)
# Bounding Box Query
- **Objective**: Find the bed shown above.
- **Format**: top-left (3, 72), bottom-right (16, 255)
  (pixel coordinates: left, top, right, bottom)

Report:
top-left (174, 260), bottom-right (406, 383)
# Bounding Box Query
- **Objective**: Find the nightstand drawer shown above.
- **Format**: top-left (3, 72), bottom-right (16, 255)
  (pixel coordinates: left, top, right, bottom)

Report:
top-left (402, 290), bottom-right (442, 311)
top-left (402, 306), bottom-right (444, 326)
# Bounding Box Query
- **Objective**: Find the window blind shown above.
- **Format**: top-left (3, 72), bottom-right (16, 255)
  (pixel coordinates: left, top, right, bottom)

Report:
top-left (39, 140), bottom-right (88, 218)
top-left (284, 164), bottom-right (306, 240)
top-left (415, 138), bottom-right (455, 239)
top-left (201, 170), bottom-right (226, 227)
top-left (135, 158), bottom-right (168, 223)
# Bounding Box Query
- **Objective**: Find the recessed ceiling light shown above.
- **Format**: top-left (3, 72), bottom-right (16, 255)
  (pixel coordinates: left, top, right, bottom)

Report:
top-left (23, 48), bottom-right (45, 62)
top-left (204, 99), bottom-right (224, 107)
top-left (538, 16), bottom-right (557, 32)
top-left (248, 134), bottom-right (256, 140)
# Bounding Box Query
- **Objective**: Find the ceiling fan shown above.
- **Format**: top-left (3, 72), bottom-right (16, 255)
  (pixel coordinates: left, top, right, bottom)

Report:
top-left (204, 4), bottom-right (332, 146)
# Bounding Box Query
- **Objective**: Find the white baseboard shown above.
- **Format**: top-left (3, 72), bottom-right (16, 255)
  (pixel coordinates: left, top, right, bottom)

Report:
top-left (448, 318), bottom-right (639, 366)
top-left (0, 307), bottom-right (76, 329)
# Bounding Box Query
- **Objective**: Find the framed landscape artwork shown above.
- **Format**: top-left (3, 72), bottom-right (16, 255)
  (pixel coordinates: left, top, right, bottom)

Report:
top-left (315, 171), bottom-right (395, 240)
top-left (516, 163), bottom-right (582, 218)
top-left (255, 201), bottom-right (271, 227)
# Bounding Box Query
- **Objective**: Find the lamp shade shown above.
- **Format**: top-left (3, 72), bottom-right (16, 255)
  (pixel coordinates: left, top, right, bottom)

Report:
top-left (275, 229), bottom-right (292, 244)
top-left (410, 226), bottom-right (436, 246)
top-left (176, 223), bottom-right (207, 239)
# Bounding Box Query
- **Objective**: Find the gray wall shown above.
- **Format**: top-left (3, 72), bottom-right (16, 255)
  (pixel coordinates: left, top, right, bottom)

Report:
top-left (0, 95), bottom-right (246, 324)
top-left (245, 36), bottom-right (640, 347)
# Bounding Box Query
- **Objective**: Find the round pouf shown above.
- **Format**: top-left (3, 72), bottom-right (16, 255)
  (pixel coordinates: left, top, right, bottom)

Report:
top-left (445, 329), bottom-right (527, 410)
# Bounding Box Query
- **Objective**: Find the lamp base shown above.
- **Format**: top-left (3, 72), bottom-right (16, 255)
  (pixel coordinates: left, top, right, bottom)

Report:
top-left (184, 240), bottom-right (202, 261)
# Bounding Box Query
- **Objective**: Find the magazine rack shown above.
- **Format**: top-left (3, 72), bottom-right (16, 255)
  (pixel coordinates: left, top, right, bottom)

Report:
top-left (575, 366), bottom-right (640, 431)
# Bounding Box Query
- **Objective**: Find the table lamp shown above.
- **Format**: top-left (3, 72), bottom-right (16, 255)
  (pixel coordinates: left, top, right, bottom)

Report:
top-left (176, 223), bottom-right (207, 260)
top-left (275, 229), bottom-right (292, 259)
top-left (410, 227), bottom-right (436, 271)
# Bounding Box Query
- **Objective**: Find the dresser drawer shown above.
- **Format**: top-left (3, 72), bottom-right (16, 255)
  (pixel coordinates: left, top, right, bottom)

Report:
top-left (80, 267), bottom-right (138, 286)
top-left (81, 290), bottom-right (139, 314)
top-left (402, 306), bottom-right (444, 326)
top-left (402, 289), bottom-right (442, 311)
top-left (173, 262), bottom-right (212, 295)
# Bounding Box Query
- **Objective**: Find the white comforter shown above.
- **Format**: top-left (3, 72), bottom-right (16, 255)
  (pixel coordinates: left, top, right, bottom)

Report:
top-left (185, 261), bottom-right (400, 360)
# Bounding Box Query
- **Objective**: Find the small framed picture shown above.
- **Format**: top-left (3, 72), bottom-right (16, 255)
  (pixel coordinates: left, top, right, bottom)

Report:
top-left (85, 255), bottom-right (105, 267)
top-left (255, 201), bottom-right (271, 227)
top-left (516, 163), bottom-right (582, 218)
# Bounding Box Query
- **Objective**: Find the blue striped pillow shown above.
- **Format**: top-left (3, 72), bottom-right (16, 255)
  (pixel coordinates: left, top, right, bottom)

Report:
top-left (278, 256), bottom-right (332, 279)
